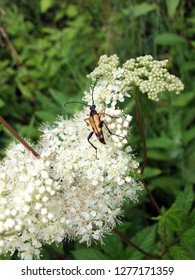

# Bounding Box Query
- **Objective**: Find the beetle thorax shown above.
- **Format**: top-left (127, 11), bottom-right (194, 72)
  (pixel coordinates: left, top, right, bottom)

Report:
top-left (90, 105), bottom-right (97, 116)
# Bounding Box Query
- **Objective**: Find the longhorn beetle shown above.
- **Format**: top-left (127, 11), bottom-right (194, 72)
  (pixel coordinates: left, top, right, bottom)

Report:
top-left (64, 80), bottom-right (124, 158)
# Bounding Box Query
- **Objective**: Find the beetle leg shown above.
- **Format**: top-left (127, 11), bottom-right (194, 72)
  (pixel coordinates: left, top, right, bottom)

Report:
top-left (87, 131), bottom-right (98, 158)
top-left (84, 117), bottom-right (90, 126)
top-left (103, 121), bottom-right (125, 139)
top-left (99, 108), bottom-right (120, 119)
top-left (104, 113), bottom-right (119, 118)
top-left (99, 108), bottom-right (106, 117)
top-left (102, 121), bottom-right (113, 135)
top-left (98, 120), bottom-right (104, 128)
top-left (99, 109), bottom-right (124, 138)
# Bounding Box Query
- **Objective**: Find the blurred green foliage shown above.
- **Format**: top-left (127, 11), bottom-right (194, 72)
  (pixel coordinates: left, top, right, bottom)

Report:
top-left (0, 0), bottom-right (195, 260)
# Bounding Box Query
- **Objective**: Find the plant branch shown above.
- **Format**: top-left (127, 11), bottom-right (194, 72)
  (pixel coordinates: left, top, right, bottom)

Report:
top-left (160, 238), bottom-right (179, 258)
top-left (113, 228), bottom-right (161, 259)
top-left (134, 85), bottom-right (147, 175)
top-left (0, 116), bottom-right (40, 158)
top-left (133, 86), bottom-right (161, 215)
top-left (159, 224), bottom-right (167, 257)
top-left (0, 26), bottom-right (22, 66)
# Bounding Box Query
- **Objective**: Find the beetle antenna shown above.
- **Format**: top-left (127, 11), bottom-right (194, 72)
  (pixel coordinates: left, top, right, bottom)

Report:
top-left (64, 101), bottom-right (90, 107)
top-left (91, 83), bottom-right (95, 106)
top-left (90, 79), bottom-right (99, 106)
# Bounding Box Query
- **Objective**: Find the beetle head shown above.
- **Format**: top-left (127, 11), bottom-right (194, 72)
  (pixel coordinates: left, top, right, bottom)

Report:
top-left (90, 104), bottom-right (96, 110)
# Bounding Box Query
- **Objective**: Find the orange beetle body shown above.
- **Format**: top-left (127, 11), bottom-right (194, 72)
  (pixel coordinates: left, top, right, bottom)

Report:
top-left (85, 105), bottom-right (106, 146)
top-left (64, 80), bottom-right (123, 158)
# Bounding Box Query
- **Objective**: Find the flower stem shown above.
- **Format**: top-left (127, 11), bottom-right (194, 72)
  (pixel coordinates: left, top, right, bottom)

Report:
top-left (0, 116), bottom-right (40, 158)
top-left (113, 228), bottom-right (161, 259)
top-left (160, 224), bottom-right (167, 257)
top-left (133, 86), bottom-right (161, 215)
top-left (134, 86), bottom-right (147, 175)
top-left (0, 26), bottom-right (22, 66)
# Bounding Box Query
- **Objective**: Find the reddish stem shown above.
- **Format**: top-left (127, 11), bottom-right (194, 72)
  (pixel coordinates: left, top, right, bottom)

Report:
top-left (0, 116), bottom-right (40, 158)
top-left (113, 228), bottom-right (161, 259)
top-left (134, 86), bottom-right (161, 215)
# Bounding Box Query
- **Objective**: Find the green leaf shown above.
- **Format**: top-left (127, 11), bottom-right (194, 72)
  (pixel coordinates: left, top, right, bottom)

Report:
top-left (150, 176), bottom-right (181, 196)
top-left (72, 248), bottom-right (110, 260)
top-left (161, 186), bottom-right (194, 232)
top-left (147, 137), bottom-right (173, 149)
top-left (174, 91), bottom-right (195, 107)
top-left (188, 207), bottom-right (195, 225)
top-left (169, 245), bottom-right (192, 260)
top-left (180, 225), bottom-right (195, 246)
top-left (143, 167), bottom-right (162, 179)
top-left (165, 0), bottom-right (180, 17)
top-left (164, 207), bottom-right (186, 231)
top-left (126, 224), bottom-right (157, 259)
top-left (0, 254), bottom-right (12, 260)
top-left (181, 61), bottom-right (195, 72)
top-left (19, 125), bottom-right (40, 139)
top-left (181, 166), bottom-right (195, 185)
top-left (158, 219), bottom-right (175, 245)
top-left (16, 80), bottom-right (32, 99)
top-left (154, 33), bottom-right (186, 45)
top-left (182, 108), bottom-right (195, 130)
top-left (35, 111), bottom-right (57, 121)
top-left (42, 243), bottom-right (64, 259)
top-left (174, 185), bottom-right (193, 212)
top-left (66, 5), bottom-right (78, 18)
top-left (0, 98), bottom-right (5, 108)
top-left (40, 0), bottom-right (54, 13)
top-left (0, 60), bottom-right (10, 70)
top-left (49, 88), bottom-right (66, 107)
top-left (150, 176), bottom-right (181, 191)
top-left (129, 3), bottom-right (157, 18)
top-left (183, 127), bottom-right (195, 145)
top-left (102, 234), bottom-right (124, 259)
top-left (147, 150), bottom-right (171, 161)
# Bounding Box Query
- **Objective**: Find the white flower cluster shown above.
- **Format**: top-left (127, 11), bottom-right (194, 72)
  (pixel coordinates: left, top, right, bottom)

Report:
top-left (0, 107), bottom-right (141, 258)
top-left (0, 143), bottom-right (60, 258)
top-left (98, 108), bottom-right (132, 148)
top-left (0, 54), bottom-right (184, 259)
top-left (87, 54), bottom-right (184, 102)
top-left (85, 55), bottom-right (130, 107)
top-left (39, 108), bottom-right (141, 245)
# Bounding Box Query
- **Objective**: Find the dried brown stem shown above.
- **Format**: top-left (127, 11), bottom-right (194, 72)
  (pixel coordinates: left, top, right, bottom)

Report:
top-left (0, 26), bottom-right (22, 65)
top-left (0, 116), bottom-right (40, 158)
